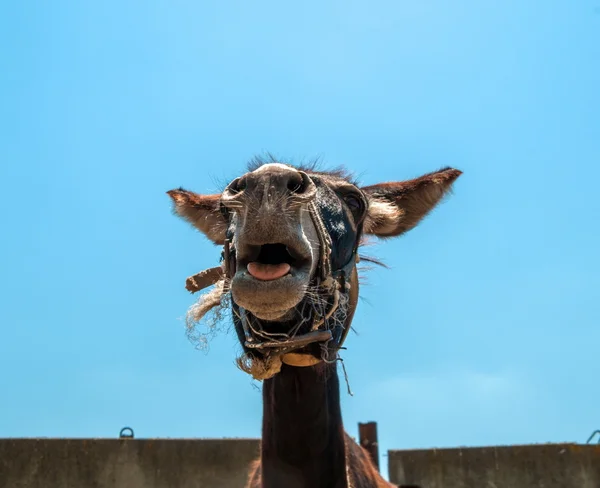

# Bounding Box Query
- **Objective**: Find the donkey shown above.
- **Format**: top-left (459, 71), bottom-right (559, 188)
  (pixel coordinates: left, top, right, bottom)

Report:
top-left (168, 157), bottom-right (461, 488)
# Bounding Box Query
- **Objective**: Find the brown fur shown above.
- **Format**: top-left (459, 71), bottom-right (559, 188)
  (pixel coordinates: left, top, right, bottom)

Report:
top-left (362, 167), bottom-right (462, 237)
top-left (166, 190), bottom-right (227, 244)
top-left (246, 435), bottom-right (392, 488)
top-left (167, 159), bottom-right (461, 488)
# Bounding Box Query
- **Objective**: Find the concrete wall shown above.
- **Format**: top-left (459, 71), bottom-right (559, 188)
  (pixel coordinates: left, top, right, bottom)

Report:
top-left (0, 438), bottom-right (260, 488)
top-left (388, 443), bottom-right (600, 488)
top-left (3, 438), bottom-right (600, 488)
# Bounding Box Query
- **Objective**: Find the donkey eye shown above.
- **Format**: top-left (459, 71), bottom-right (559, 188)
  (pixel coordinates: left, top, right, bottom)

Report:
top-left (343, 194), bottom-right (364, 214)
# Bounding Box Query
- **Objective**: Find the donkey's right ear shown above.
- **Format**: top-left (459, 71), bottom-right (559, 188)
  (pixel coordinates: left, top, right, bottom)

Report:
top-left (167, 189), bottom-right (228, 245)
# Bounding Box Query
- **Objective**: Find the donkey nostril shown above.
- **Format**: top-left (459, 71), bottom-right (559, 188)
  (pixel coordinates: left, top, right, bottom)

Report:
top-left (229, 177), bottom-right (247, 194)
top-left (287, 174), bottom-right (305, 193)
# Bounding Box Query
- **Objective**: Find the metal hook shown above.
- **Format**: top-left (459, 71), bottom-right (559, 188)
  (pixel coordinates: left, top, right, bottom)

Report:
top-left (119, 427), bottom-right (134, 439)
top-left (586, 429), bottom-right (600, 444)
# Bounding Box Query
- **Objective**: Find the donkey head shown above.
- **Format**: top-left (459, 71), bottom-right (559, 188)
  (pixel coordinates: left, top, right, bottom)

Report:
top-left (168, 159), bottom-right (461, 377)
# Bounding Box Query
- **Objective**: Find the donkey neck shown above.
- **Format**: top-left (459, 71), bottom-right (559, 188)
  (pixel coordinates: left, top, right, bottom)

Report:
top-left (260, 362), bottom-right (349, 488)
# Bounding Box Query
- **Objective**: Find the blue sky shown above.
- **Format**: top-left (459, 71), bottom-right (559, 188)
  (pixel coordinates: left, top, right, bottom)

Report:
top-left (1, 0), bottom-right (599, 471)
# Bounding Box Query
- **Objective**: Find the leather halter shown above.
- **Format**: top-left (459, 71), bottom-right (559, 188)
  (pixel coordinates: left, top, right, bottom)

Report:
top-left (184, 189), bottom-right (361, 367)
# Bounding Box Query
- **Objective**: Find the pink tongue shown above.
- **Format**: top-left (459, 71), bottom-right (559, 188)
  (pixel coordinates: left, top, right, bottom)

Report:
top-left (247, 262), bottom-right (291, 281)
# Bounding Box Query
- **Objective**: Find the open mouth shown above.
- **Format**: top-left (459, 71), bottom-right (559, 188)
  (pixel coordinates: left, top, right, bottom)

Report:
top-left (238, 243), bottom-right (310, 281)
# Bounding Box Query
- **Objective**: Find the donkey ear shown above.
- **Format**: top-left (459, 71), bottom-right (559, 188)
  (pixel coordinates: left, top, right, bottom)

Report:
top-left (167, 189), bottom-right (228, 244)
top-left (361, 167), bottom-right (462, 238)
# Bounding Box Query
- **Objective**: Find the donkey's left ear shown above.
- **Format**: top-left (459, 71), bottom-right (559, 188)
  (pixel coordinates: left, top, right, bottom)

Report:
top-left (167, 189), bottom-right (228, 244)
top-left (361, 167), bottom-right (462, 238)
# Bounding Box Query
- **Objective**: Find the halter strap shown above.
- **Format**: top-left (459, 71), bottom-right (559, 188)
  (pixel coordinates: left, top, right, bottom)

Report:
top-left (183, 185), bottom-right (361, 368)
